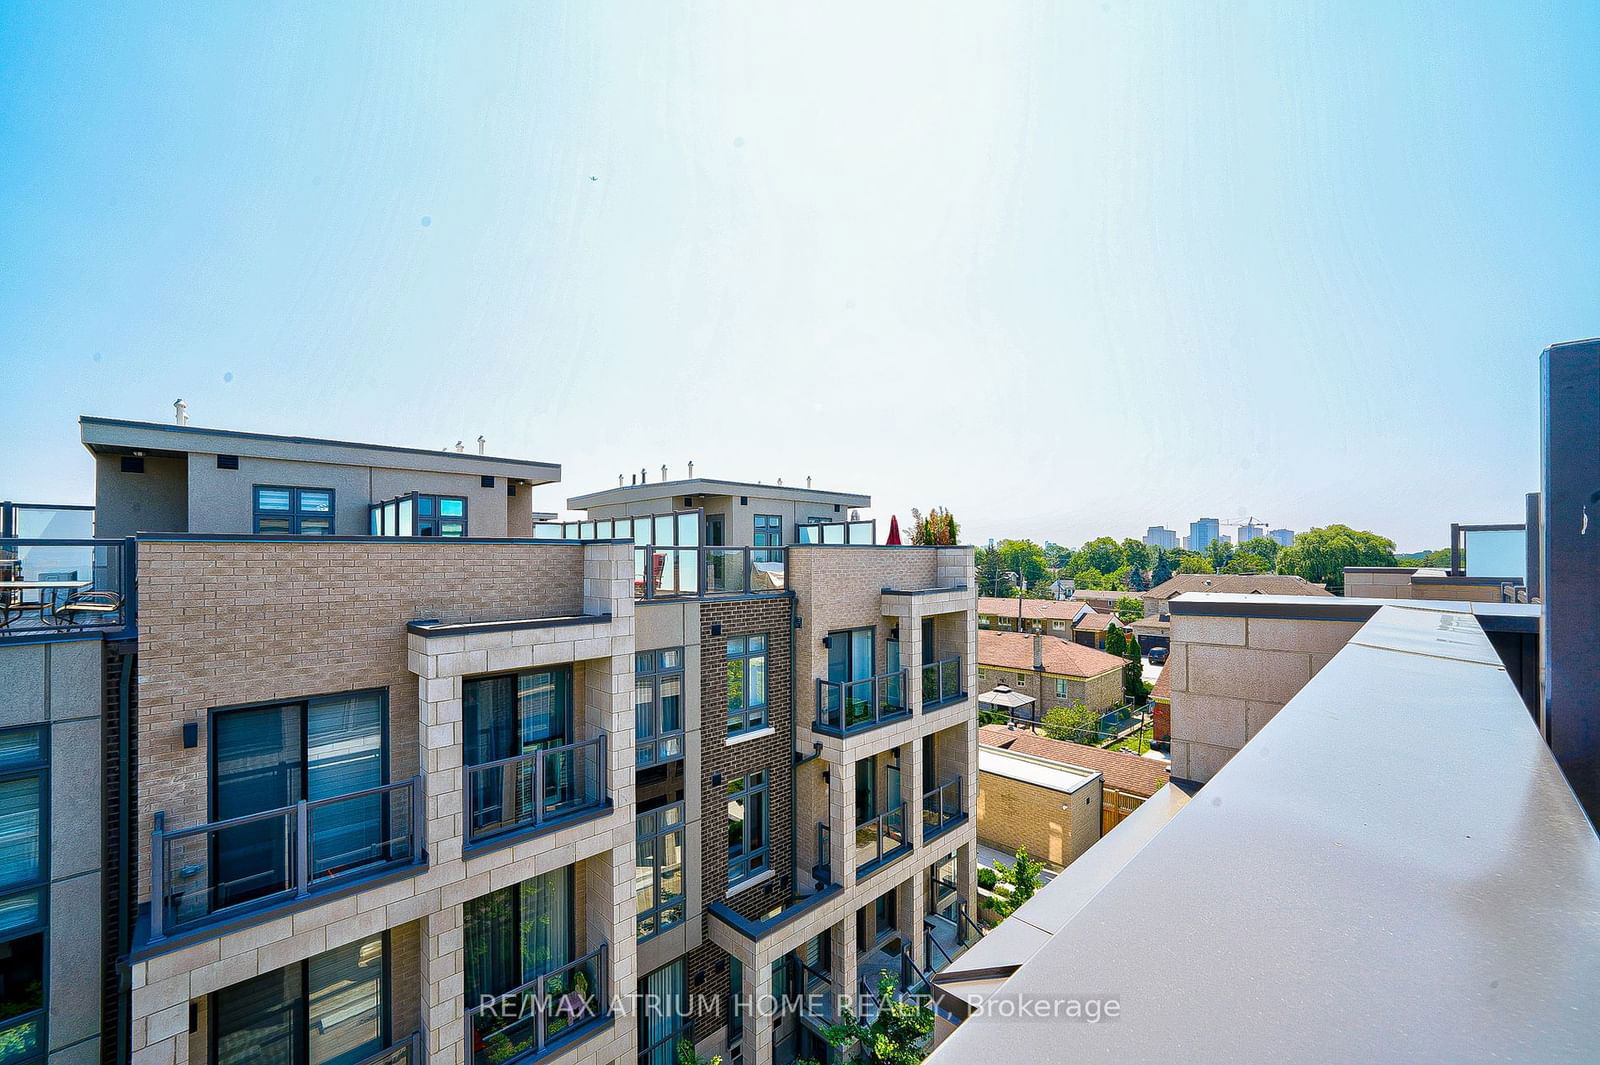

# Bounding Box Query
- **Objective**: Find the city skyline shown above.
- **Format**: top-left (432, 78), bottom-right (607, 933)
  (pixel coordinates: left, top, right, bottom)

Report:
top-left (4, 4), bottom-right (1596, 552)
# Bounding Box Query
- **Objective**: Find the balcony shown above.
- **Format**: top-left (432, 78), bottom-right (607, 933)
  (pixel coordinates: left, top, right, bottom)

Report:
top-left (148, 778), bottom-right (422, 943)
top-left (352, 1033), bottom-right (424, 1065)
top-left (465, 735), bottom-right (608, 847)
top-left (921, 778), bottom-right (965, 842)
top-left (855, 804), bottom-right (911, 877)
top-left (0, 537), bottom-right (133, 640)
top-left (815, 669), bottom-right (910, 736)
top-left (635, 545), bottom-right (786, 599)
top-left (920, 655), bottom-right (965, 711)
top-left (465, 943), bottom-right (611, 1065)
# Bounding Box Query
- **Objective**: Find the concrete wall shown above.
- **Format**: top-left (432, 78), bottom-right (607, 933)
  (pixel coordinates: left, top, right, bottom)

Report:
top-left (1168, 612), bottom-right (1363, 783)
top-left (976, 769), bottom-right (1101, 871)
top-left (94, 453), bottom-right (187, 536)
top-left (0, 636), bottom-right (106, 1065)
top-left (1344, 569), bottom-right (1508, 603)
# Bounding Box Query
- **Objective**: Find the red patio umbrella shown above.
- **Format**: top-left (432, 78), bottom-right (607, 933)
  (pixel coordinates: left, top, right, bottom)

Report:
top-left (886, 515), bottom-right (902, 545)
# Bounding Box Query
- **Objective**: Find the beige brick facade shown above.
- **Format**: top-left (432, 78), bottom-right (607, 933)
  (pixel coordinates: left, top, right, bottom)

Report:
top-left (976, 768), bottom-right (1101, 870)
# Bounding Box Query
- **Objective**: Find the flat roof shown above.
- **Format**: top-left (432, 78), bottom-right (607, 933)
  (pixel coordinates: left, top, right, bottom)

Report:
top-left (978, 747), bottom-right (1099, 795)
top-left (567, 476), bottom-right (869, 510)
top-left (930, 602), bottom-right (1600, 1063)
top-left (79, 416), bottom-right (561, 484)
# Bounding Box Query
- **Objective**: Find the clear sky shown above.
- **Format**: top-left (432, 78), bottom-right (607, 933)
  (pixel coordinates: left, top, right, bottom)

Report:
top-left (2, 2), bottom-right (1596, 551)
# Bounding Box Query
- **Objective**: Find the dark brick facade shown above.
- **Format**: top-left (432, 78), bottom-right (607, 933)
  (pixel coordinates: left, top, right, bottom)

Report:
top-left (686, 595), bottom-right (795, 1038)
top-left (101, 639), bottom-right (135, 1065)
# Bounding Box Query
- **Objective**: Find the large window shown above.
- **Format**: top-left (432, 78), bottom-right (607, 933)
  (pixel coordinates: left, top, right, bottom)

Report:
top-left (637, 960), bottom-right (687, 1065)
top-left (209, 691), bottom-right (387, 910)
top-left (253, 486), bottom-right (334, 535)
top-left (753, 514), bottom-right (782, 562)
top-left (635, 802), bottom-right (685, 941)
top-left (212, 933), bottom-right (388, 1065)
top-left (1055, 678), bottom-right (1070, 698)
top-left (413, 494), bottom-right (467, 537)
top-left (464, 869), bottom-right (575, 1004)
top-left (726, 770), bottom-right (769, 886)
top-left (635, 650), bottom-right (684, 767)
top-left (726, 635), bottom-right (768, 735)
top-left (464, 667), bottom-right (577, 839)
top-left (0, 727), bottom-right (46, 1061)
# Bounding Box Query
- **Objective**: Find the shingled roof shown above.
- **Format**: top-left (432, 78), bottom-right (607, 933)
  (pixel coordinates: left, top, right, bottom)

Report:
top-left (977, 630), bottom-right (1127, 679)
top-left (1144, 573), bottom-right (1332, 600)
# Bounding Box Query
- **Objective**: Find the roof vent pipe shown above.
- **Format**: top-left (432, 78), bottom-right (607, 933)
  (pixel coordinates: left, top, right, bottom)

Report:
top-left (661, 464), bottom-right (668, 482)
top-left (174, 399), bottom-right (188, 426)
top-left (477, 435), bottom-right (486, 455)
top-left (1033, 633), bottom-right (1044, 671)
top-left (777, 477), bottom-right (784, 487)
top-left (807, 476), bottom-right (812, 489)
top-left (687, 460), bottom-right (694, 478)
top-left (619, 474), bottom-right (625, 487)
top-left (640, 467), bottom-right (647, 484)
top-left (454, 441), bottom-right (464, 453)
top-left (631, 474), bottom-right (637, 486)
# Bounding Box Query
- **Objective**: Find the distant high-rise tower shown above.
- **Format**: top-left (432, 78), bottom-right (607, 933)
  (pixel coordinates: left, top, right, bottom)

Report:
top-left (1239, 522), bottom-right (1265, 543)
top-left (1269, 528), bottom-right (1295, 547)
top-left (1143, 525), bottom-right (1179, 549)
top-left (1189, 517), bottom-right (1220, 552)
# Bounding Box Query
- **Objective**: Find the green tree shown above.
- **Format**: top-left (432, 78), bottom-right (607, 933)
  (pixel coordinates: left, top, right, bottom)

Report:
top-left (991, 848), bottom-right (1044, 917)
top-left (1043, 701), bottom-right (1100, 743)
top-left (1277, 524), bottom-right (1398, 594)
top-left (1073, 537), bottom-right (1124, 576)
top-left (1071, 566), bottom-right (1110, 590)
top-left (1150, 548), bottom-right (1174, 586)
top-left (996, 539), bottom-right (1051, 596)
top-left (1222, 553), bottom-right (1267, 575)
top-left (1106, 627), bottom-right (1146, 702)
top-left (1114, 595), bottom-right (1145, 623)
top-left (1176, 555), bottom-right (1214, 574)
top-left (1236, 535), bottom-right (1279, 570)
top-left (909, 507), bottom-right (959, 546)
top-left (975, 545), bottom-right (1009, 596)
top-left (678, 1041), bottom-right (723, 1065)
top-left (1120, 538), bottom-right (1151, 576)
top-left (1206, 538), bottom-right (1235, 571)
top-left (805, 972), bottom-right (935, 1065)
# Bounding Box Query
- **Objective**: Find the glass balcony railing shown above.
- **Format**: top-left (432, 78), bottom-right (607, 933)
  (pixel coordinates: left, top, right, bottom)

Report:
top-left (922, 779), bottom-right (964, 842)
top-left (855, 804), bottom-right (910, 875)
top-left (635, 546), bottom-right (785, 599)
top-left (921, 655), bottom-right (964, 710)
top-left (794, 519), bottom-right (876, 546)
top-left (815, 669), bottom-right (909, 735)
top-left (0, 537), bottom-right (132, 638)
top-left (465, 736), bottom-right (607, 845)
top-left (149, 778), bottom-right (422, 941)
top-left (465, 943), bottom-right (610, 1065)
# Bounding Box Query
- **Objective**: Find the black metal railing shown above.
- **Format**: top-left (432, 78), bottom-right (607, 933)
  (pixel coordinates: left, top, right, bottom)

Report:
top-left (816, 669), bottom-right (909, 735)
top-left (465, 943), bottom-right (610, 1064)
top-left (465, 735), bottom-right (607, 844)
top-left (351, 1032), bottom-right (424, 1065)
top-left (150, 777), bottom-right (422, 941)
top-left (855, 804), bottom-right (910, 874)
top-left (920, 654), bottom-right (964, 710)
top-left (921, 779), bottom-right (964, 841)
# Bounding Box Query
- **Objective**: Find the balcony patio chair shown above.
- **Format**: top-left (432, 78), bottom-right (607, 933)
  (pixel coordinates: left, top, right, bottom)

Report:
top-left (53, 589), bottom-right (122, 628)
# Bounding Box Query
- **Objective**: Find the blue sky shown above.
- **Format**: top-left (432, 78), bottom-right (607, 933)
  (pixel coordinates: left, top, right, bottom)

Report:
top-left (2, 2), bottom-right (1596, 551)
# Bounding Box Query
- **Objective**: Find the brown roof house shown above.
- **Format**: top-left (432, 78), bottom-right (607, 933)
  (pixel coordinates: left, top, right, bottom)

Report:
top-left (978, 595), bottom-right (1124, 649)
top-left (1143, 573), bottom-right (1332, 618)
top-left (978, 724), bottom-right (1170, 861)
top-left (977, 630), bottom-right (1127, 715)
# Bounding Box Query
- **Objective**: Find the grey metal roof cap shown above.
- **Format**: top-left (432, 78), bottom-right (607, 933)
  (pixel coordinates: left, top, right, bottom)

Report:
top-left (79, 416), bottom-right (561, 482)
top-left (930, 604), bottom-right (1600, 1063)
top-left (566, 476), bottom-right (869, 509)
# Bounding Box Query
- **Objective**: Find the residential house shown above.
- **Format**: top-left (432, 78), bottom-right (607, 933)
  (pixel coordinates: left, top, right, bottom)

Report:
top-left (976, 596), bottom-right (1122, 648)
top-left (1141, 572), bottom-right (1332, 619)
top-left (978, 724), bottom-right (1169, 837)
top-left (976, 631), bottom-right (1126, 715)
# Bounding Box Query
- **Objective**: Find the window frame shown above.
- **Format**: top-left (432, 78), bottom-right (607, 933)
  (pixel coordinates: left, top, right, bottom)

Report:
top-left (252, 484), bottom-right (336, 535)
top-left (0, 726), bottom-right (48, 1061)
top-left (726, 770), bottom-right (770, 886)
top-left (413, 494), bottom-right (469, 537)
top-left (725, 635), bottom-right (769, 736)
top-left (753, 513), bottom-right (783, 562)
top-left (635, 802), bottom-right (686, 942)
top-left (1055, 677), bottom-right (1070, 698)
top-left (209, 930), bottom-right (392, 1065)
top-left (635, 649), bottom-right (685, 767)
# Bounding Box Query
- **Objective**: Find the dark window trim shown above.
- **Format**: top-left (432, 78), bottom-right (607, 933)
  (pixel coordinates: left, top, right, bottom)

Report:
top-left (461, 665), bottom-right (575, 770)
top-left (0, 725), bottom-right (49, 1059)
top-left (635, 649), bottom-right (685, 767)
top-left (635, 802), bottom-right (686, 942)
top-left (251, 484), bottom-right (336, 535)
top-left (726, 634), bottom-right (769, 736)
top-left (726, 770), bottom-right (770, 887)
top-left (206, 687), bottom-right (391, 822)
top-left (208, 928), bottom-right (392, 1065)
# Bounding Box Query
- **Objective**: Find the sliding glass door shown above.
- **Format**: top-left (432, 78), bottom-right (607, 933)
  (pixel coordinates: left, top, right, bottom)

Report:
top-left (210, 692), bottom-right (386, 911)
top-left (465, 668), bottom-right (574, 835)
top-left (464, 868), bottom-right (575, 1005)
top-left (213, 933), bottom-right (387, 1065)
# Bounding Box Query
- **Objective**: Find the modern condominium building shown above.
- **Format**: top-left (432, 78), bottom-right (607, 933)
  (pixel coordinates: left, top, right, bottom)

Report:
top-left (1187, 518), bottom-right (1219, 552)
top-left (1140, 526), bottom-right (1178, 550)
top-left (0, 417), bottom-right (979, 1065)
